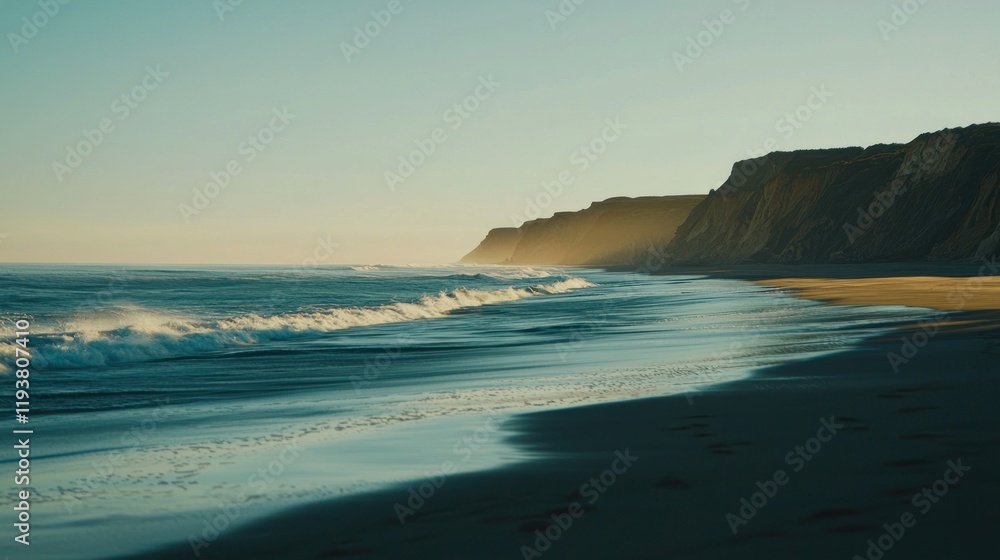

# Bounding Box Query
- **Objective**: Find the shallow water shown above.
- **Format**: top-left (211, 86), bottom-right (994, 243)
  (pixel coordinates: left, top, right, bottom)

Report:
top-left (0, 264), bottom-right (933, 559)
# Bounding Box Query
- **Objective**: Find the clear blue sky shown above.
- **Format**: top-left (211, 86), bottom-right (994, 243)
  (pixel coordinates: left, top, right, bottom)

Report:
top-left (1, 0), bottom-right (997, 264)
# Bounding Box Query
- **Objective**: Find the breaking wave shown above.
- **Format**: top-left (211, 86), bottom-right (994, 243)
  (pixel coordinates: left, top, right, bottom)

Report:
top-left (348, 265), bottom-right (555, 280)
top-left (16, 278), bottom-right (596, 370)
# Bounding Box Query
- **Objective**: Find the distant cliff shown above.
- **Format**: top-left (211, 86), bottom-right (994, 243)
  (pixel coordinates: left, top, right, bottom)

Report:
top-left (460, 195), bottom-right (704, 266)
top-left (667, 123), bottom-right (1000, 264)
top-left (461, 124), bottom-right (1000, 268)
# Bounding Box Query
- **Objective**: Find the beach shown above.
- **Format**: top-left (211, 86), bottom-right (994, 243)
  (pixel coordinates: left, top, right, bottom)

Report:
top-left (756, 275), bottom-right (1000, 311)
top-left (9, 264), bottom-right (914, 559)
top-left (122, 265), bottom-right (1000, 559)
top-left (7, 2), bottom-right (997, 558)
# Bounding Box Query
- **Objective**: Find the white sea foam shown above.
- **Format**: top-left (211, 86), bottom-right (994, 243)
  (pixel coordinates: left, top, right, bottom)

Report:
top-left (16, 278), bottom-right (596, 370)
top-left (475, 267), bottom-right (554, 280)
top-left (349, 264), bottom-right (556, 280)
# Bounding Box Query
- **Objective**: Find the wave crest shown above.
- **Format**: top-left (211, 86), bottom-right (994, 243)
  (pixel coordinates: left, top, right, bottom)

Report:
top-left (16, 278), bottom-right (595, 370)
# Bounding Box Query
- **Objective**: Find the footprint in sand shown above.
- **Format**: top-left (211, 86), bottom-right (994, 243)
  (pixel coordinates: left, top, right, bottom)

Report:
top-left (654, 476), bottom-right (692, 489)
top-left (318, 547), bottom-right (376, 558)
top-left (827, 524), bottom-right (878, 534)
top-left (896, 406), bottom-right (941, 414)
top-left (881, 459), bottom-right (931, 468)
top-left (799, 508), bottom-right (861, 524)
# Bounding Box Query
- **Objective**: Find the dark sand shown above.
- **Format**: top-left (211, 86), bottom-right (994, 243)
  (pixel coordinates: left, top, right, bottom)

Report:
top-left (125, 265), bottom-right (1000, 559)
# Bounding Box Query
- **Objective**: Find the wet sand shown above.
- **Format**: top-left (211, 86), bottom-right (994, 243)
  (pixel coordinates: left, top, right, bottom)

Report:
top-left (123, 265), bottom-right (1000, 559)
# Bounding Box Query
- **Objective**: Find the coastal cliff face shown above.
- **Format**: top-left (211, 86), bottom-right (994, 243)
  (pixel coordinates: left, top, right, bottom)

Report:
top-left (460, 195), bottom-right (704, 266)
top-left (668, 124), bottom-right (1000, 264)
top-left (461, 124), bottom-right (1000, 267)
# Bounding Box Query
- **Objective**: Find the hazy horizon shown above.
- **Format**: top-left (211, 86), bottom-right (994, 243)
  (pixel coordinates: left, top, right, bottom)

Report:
top-left (2, 0), bottom-right (998, 264)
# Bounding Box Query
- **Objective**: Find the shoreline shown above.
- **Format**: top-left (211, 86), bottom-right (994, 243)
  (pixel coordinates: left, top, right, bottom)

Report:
top-left (121, 266), bottom-right (1000, 559)
top-left (754, 275), bottom-right (1000, 312)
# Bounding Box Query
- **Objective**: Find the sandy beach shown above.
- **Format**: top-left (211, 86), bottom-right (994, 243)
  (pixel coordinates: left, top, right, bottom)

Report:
top-left (755, 275), bottom-right (1000, 311)
top-left (120, 265), bottom-right (1000, 560)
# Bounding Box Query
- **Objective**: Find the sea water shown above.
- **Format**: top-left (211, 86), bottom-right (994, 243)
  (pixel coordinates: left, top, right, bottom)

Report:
top-left (0, 264), bottom-right (932, 558)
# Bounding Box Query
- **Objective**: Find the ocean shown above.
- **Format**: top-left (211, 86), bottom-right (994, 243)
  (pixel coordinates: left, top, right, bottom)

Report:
top-left (0, 264), bottom-right (933, 559)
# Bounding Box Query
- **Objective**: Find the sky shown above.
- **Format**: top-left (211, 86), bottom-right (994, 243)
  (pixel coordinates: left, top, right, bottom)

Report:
top-left (0, 0), bottom-right (997, 265)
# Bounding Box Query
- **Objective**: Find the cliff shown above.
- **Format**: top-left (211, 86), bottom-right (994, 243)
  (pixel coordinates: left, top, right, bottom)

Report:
top-left (461, 124), bottom-right (1000, 268)
top-left (460, 195), bottom-right (704, 266)
top-left (667, 123), bottom-right (1000, 264)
